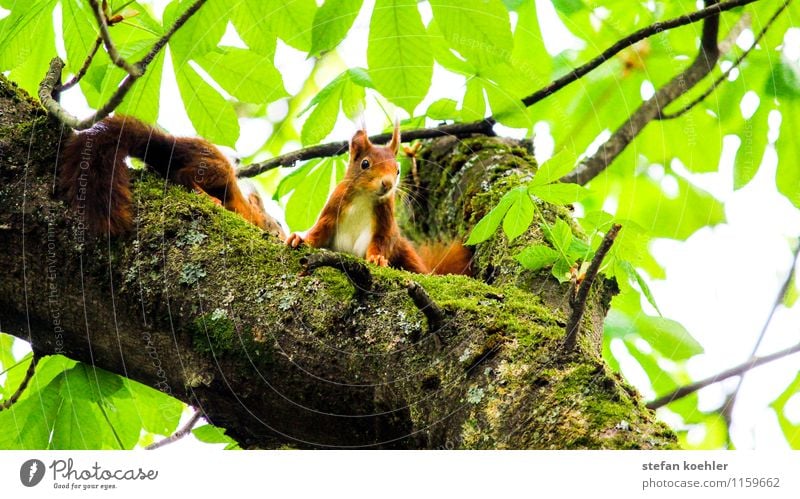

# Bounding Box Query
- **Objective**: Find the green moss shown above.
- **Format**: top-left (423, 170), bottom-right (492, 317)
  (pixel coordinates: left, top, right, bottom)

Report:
top-left (191, 309), bottom-right (236, 355)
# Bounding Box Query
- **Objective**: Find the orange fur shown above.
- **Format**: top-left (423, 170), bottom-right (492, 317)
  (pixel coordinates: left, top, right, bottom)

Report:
top-left (286, 125), bottom-right (472, 276)
top-left (58, 115), bottom-right (282, 237)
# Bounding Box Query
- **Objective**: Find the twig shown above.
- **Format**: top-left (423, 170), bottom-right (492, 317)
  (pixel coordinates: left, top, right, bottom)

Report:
top-left (647, 341), bottom-right (800, 410)
top-left (57, 36), bottom-right (103, 92)
top-left (39, 0), bottom-right (207, 130)
top-left (145, 410), bottom-right (203, 450)
top-left (0, 353), bottom-right (39, 411)
top-left (406, 281), bottom-right (445, 346)
top-left (236, 0), bottom-right (759, 178)
top-left (659, 1), bottom-right (791, 120)
top-left (720, 238), bottom-right (800, 416)
top-left (299, 252), bottom-right (373, 293)
top-left (237, 119), bottom-right (495, 178)
top-left (561, 0), bottom-right (728, 185)
top-left (87, 0), bottom-right (140, 75)
top-left (520, 0), bottom-right (758, 109)
top-left (563, 224), bottom-right (621, 351)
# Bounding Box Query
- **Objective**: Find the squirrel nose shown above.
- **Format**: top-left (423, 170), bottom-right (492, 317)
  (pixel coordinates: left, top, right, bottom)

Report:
top-left (380, 178), bottom-right (394, 193)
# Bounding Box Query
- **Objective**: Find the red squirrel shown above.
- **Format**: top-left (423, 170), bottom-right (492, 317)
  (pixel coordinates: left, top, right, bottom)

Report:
top-left (59, 115), bottom-right (284, 237)
top-left (286, 125), bottom-right (472, 276)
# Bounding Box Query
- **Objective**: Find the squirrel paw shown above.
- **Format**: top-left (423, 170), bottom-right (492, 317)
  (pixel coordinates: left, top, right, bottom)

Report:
top-left (286, 233), bottom-right (305, 248)
top-left (367, 254), bottom-right (389, 267)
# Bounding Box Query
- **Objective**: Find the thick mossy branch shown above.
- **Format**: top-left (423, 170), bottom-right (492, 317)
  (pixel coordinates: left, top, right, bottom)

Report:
top-left (0, 78), bottom-right (675, 449)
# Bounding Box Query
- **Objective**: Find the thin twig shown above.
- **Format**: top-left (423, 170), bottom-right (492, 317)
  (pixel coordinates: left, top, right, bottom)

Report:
top-left (145, 410), bottom-right (203, 450)
top-left (659, 1), bottom-right (791, 120)
top-left (406, 281), bottom-right (445, 347)
top-left (237, 119), bottom-right (495, 178)
top-left (561, 0), bottom-right (728, 185)
top-left (720, 238), bottom-right (800, 415)
top-left (39, 0), bottom-right (207, 130)
top-left (563, 224), bottom-right (621, 351)
top-left (58, 35), bottom-right (103, 92)
top-left (300, 252), bottom-right (373, 293)
top-left (88, 0), bottom-right (140, 75)
top-left (236, 0), bottom-right (761, 178)
top-left (0, 353), bottom-right (39, 411)
top-left (647, 341), bottom-right (800, 410)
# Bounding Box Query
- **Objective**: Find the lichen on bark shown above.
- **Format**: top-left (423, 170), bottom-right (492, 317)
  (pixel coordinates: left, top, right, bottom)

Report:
top-left (0, 77), bottom-right (676, 449)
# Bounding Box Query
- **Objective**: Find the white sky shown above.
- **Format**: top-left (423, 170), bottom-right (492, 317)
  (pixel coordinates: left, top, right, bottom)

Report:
top-left (5, 0), bottom-right (800, 449)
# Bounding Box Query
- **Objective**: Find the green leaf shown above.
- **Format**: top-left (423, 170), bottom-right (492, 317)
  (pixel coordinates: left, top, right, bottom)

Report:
top-left (465, 190), bottom-right (516, 245)
top-left (299, 69), bottom-right (370, 144)
top-left (529, 182), bottom-right (588, 205)
top-left (551, 0), bottom-right (585, 15)
top-left (198, 47), bottom-right (287, 104)
top-left (606, 304), bottom-right (703, 361)
top-left (462, 77), bottom-right (486, 121)
top-left (301, 86), bottom-right (340, 145)
top-left (193, 424), bottom-right (240, 449)
top-left (784, 273), bottom-right (799, 308)
top-left (0, 0), bottom-right (55, 71)
top-left (62, 0), bottom-right (98, 75)
top-left (766, 58), bottom-right (800, 100)
top-left (231, 0), bottom-right (278, 55)
top-left (275, 159), bottom-right (320, 200)
top-left (615, 259), bottom-right (661, 315)
top-left (310, 0), bottom-right (363, 56)
top-left (502, 187), bottom-right (534, 241)
top-left (5, 2), bottom-right (55, 94)
top-left (116, 49), bottom-right (165, 123)
top-left (516, 245), bottom-right (560, 271)
top-left (530, 148), bottom-right (578, 187)
top-left (51, 399), bottom-right (105, 449)
top-left (733, 106), bottom-right (768, 190)
top-left (429, 0), bottom-right (513, 69)
top-left (268, 0), bottom-right (317, 51)
top-left (776, 100), bottom-right (800, 208)
top-left (174, 63), bottom-right (240, 147)
top-left (123, 378), bottom-right (183, 436)
top-left (164, 0), bottom-right (228, 62)
top-left (771, 371), bottom-right (800, 448)
top-left (367, 0), bottom-right (433, 113)
top-left (60, 364), bottom-right (124, 403)
top-left (285, 158), bottom-right (336, 231)
top-left (615, 173), bottom-right (725, 240)
top-left (427, 98), bottom-right (459, 120)
top-left (544, 218), bottom-right (574, 258)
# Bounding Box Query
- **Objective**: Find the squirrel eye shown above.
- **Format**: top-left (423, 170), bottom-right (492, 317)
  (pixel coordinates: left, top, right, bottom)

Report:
top-left (360, 159), bottom-right (370, 170)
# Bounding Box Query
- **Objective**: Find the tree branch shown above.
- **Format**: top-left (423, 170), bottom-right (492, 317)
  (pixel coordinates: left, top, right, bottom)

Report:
top-left (38, 0), bottom-right (207, 130)
top-left (659, 0), bottom-right (791, 120)
top-left (563, 224), bottom-right (621, 351)
top-left (561, 0), bottom-right (730, 185)
top-left (237, 119), bottom-right (496, 178)
top-left (300, 252), bottom-right (373, 294)
top-left (57, 35), bottom-right (103, 92)
top-left (720, 237), bottom-right (800, 415)
top-left (647, 340), bottom-right (800, 410)
top-left (0, 353), bottom-right (38, 411)
top-left (87, 0), bottom-right (140, 76)
top-left (145, 410), bottom-right (204, 450)
top-left (237, 0), bottom-right (762, 178)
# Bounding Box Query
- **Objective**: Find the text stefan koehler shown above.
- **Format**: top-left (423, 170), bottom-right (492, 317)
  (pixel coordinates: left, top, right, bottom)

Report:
top-left (50, 459), bottom-right (159, 480)
top-left (642, 461), bottom-right (728, 471)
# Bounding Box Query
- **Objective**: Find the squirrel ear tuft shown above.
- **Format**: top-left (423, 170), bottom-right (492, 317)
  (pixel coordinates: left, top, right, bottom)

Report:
top-left (388, 118), bottom-right (400, 155)
top-left (350, 129), bottom-right (371, 158)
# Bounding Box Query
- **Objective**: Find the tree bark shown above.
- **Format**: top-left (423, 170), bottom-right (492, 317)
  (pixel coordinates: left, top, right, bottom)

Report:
top-left (0, 75), bottom-right (675, 449)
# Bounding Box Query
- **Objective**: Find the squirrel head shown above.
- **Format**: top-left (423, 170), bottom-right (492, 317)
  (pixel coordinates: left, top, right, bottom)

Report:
top-left (346, 123), bottom-right (401, 201)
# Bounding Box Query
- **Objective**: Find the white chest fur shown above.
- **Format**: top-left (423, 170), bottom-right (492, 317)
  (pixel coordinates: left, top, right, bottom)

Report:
top-left (332, 196), bottom-right (374, 257)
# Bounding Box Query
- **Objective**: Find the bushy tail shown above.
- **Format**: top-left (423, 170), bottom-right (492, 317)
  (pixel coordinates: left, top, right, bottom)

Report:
top-left (418, 241), bottom-right (473, 276)
top-left (58, 116), bottom-right (177, 236)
